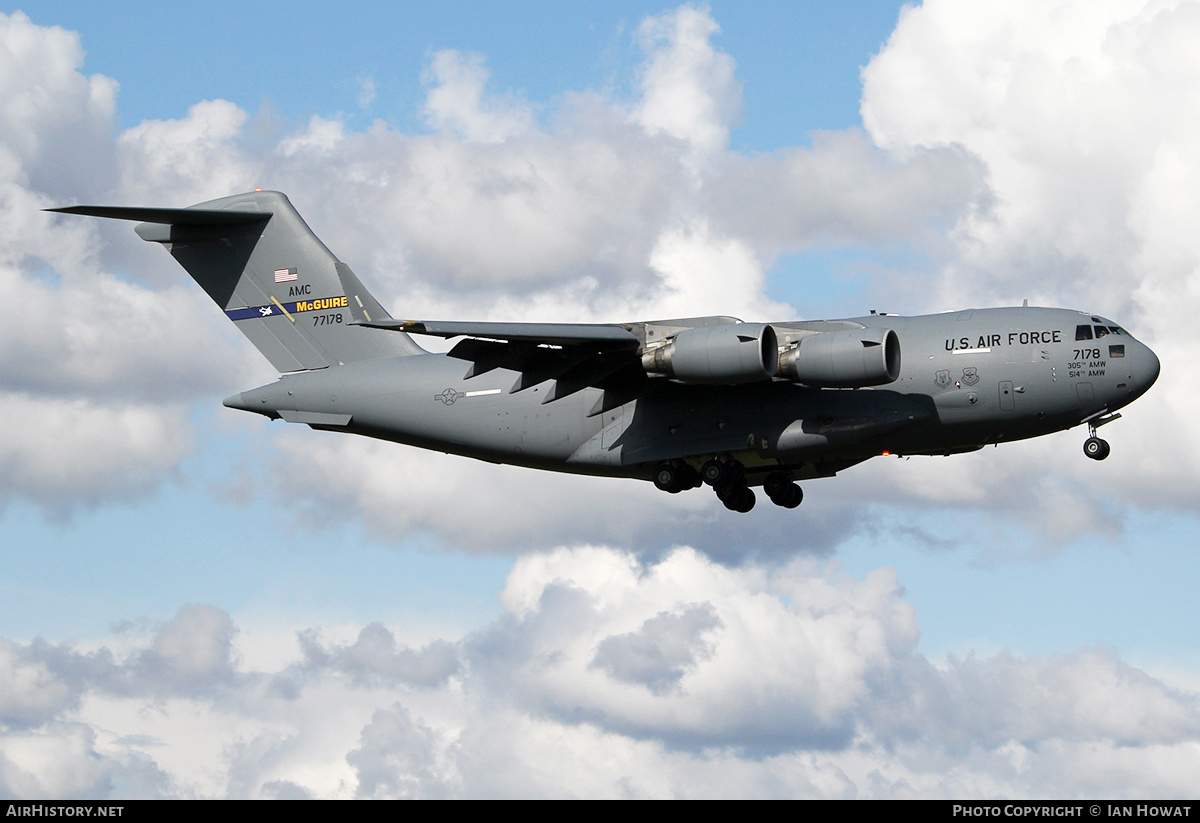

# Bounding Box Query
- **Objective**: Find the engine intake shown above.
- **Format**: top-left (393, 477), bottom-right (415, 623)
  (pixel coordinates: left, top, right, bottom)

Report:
top-left (643, 323), bottom-right (778, 384)
top-left (778, 328), bottom-right (901, 387)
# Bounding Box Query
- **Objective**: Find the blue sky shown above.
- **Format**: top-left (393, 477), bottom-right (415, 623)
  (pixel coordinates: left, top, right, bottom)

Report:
top-left (29, 0), bottom-right (900, 138)
top-left (3, 0), bottom-right (1200, 799)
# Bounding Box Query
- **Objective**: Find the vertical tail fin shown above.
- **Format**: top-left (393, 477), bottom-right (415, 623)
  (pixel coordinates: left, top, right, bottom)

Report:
top-left (51, 190), bottom-right (422, 371)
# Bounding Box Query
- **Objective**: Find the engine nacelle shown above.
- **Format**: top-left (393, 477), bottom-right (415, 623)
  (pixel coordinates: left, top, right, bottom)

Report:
top-left (643, 323), bottom-right (778, 384)
top-left (778, 327), bottom-right (901, 387)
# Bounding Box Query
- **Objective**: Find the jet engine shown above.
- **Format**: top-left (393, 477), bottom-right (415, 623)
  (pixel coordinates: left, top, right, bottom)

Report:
top-left (777, 327), bottom-right (901, 387)
top-left (642, 323), bottom-right (778, 384)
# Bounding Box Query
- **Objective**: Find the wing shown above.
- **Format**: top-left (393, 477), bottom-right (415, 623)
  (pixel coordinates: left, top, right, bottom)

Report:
top-left (361, 318), bottom-right (647, 417)
top-left (367, 319), bottom-right (638, 346)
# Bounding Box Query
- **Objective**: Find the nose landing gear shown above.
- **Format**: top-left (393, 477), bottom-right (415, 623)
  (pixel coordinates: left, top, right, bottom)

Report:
top-left (1081, 411), bottom-right (1123, 461)
top-left (1083, 436), bottom-right (1110, 460)
top-left (1082, 411), bottom-right (1121, 461)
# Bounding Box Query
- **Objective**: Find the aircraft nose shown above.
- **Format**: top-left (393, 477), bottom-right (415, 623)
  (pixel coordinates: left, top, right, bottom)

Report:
top-left (1131, 341), bottom-right (1160, 399)
top-left (1144, 343), bottom-right (1161, 390)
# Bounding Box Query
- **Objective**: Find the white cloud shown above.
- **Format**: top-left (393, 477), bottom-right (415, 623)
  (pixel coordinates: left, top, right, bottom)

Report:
top-left (645, 218), bottom-right (789, 320)
top-left (117, 99), bottom-right (256, 204)
top-left (474, 548), bottom-right (918, 748)
top-left (862, 0), bottom-right (1198, 314)
top-left (421, 50), bottom-right (535, 144)
top-left (634, 5), bottom-right (740, 159)
top-left (0, 394), bottom-right (192, 510)
top-left (590, 602), bottom-right (721, 695)
top-left (0, 640), bottom-right (78, 729)
top-left (706, 130), bottom-right (988, 250)
top-left (143, 605), bottom-right (237, 693)
top-left (347, 704), bottom-right (457, 798)
top-left (0, 724), bottom-right (127, 799)
top-left (859, 0), bottom-right (1200, 518)
top-left (2, 550), bottom-right (1198, 798)
top-left (261, 118), bottom-right (691, 308)
top-left (0, 12), bottom-right (117, 199)
top-left (277, 114), bottom-right (346, 158)
top-left (292, 623), bottom-right (459, 689)
top-left (0, 262), bottom-right (251, 401)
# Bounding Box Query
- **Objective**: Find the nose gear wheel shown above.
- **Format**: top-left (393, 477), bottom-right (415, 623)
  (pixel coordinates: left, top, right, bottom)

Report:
top-left (1083, 436), bottom-right (1110, 460)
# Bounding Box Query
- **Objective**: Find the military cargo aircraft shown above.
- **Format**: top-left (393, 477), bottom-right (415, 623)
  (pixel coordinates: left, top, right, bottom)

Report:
top-left (50, 191), bottom-right (1160, 512)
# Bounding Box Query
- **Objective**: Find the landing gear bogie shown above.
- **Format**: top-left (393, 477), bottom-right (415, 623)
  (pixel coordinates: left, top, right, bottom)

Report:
top-left (701, 457), bottom-right (744, 487)
top-left (764, 471), bottom-right (803, 508)
top-left (653, 460), bottom-right (702, 493)
top-left (721, 486), bottom-right (756, 512)
top-left (771, 484), bottom-right (804, 508)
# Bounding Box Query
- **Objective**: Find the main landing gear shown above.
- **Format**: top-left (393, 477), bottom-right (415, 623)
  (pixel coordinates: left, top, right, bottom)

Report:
top-left (653, 457), bottom-right (804, 512)
top-left (700, 457), bottom-right (754, 512)
top-left (763, 471), bottom-right (804, 509)
top-left (653, 460), bottom-right (702, 494)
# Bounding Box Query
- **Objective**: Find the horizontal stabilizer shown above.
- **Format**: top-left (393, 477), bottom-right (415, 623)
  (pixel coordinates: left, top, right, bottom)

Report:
top-left (279, 410), bottom-right (353, 426)
top-left (46, 205), bottom-right (270, 226)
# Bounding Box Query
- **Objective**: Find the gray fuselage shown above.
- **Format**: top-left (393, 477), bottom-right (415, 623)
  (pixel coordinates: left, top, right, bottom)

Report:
top-left (51, 190), bottom-right (1157, 503)
top-left (228, 305), bottom-right (1160, 487)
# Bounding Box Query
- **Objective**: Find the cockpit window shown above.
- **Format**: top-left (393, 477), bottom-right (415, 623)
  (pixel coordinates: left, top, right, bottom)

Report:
top-left (1076, 324), bottom-right (1093, 340)
top-left (1110, 344), bottom-right (1125, 358)
top-left (1109, 326), bottom-right (1127, 336)
top-left (1094, 325), bottom-right (1109, 338)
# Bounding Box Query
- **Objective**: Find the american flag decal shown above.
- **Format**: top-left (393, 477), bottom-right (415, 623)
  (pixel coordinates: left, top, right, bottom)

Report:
top-left (274, 267), bottom-right (298, 282)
